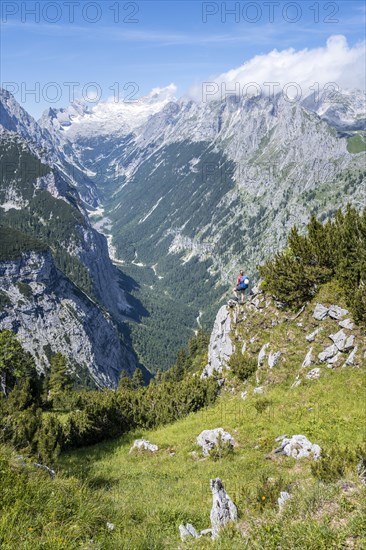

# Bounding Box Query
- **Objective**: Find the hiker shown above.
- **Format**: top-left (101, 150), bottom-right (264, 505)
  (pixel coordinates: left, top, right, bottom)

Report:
top-left (233, 270), bottom-right (249, 303)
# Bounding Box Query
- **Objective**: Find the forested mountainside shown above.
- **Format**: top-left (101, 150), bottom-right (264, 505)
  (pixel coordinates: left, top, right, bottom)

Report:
top-left (39, 88), bottom-right (366, 371)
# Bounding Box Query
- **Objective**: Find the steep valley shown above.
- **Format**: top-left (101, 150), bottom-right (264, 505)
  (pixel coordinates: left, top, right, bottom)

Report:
top-left (39, 89), bottom-right (366, 371)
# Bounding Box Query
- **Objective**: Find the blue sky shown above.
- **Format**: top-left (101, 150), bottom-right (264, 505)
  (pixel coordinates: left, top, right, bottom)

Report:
top-left (1, 0), bottom-right (365, 118)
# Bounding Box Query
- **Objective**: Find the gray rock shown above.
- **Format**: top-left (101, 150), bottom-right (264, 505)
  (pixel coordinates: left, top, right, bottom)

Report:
top-left (179, 523), bottom-right (200, 540)
top-left (339, 318), bottom-right (354, 330)
top-left (268, 351), bottom-right (281, 369)
top-left (291, 379), bottom-right (301, 388)
top-left (306, 327), bottom-right (322, 342)
top-left (302, 348), bottom-right (313, 368)
top-left (253, 386), bottom-right (264, 394)
top-left (197, 428), bottom-right (235, 457)
top-left (241, 391), bottom-right (248, 400)
top-left (250, 285), bottom-right (262, 296)
top-left (210, 478), bottom-right (238, 539)
top-left (275, 434), bottom-right (288, 442)
top-left (129, 439), bottom-right (158, 453)
top-left (318, 344), bottom-right (338, 362)
top-left (306, 367), bottom-right (320, 380)
top-left (329, 330), bottom-right (347, 351)
top-left (258, 343), bottom-right (269, 367)
top-left (274, 434), bottom-right (321, 460)
top-left (313, 303), bottom-right (329, 321)
top-left (327, 351), bottom-right (343, 367)
top-left (344, 335), bottom-right (355, 351)
top-left (278, 491), bottom-right (291, 512)
top-left (201, 306), bottom-right (233, 378)
top-left (343, 346), bottom-right (358, 367)
top-left (328, 305), bottom-right (349, 320)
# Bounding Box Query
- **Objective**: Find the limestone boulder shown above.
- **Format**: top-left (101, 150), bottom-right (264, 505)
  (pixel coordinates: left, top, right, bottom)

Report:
top-left (313, 303), bottom-right (329, 320)
top-left (328, 305), bottom-right (349, 320)
top-left (197, 428), bottom-right (235, 457)
top-left (129, 439), bottom-right (158, 453)
top-left (210, 478), bottom-right (238, 539)
top-left (274, 434), bottom-right (321, 460)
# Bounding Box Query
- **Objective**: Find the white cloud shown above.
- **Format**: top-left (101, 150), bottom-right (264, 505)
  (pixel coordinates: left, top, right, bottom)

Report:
top-left (188, 36), bottom-right (366, 102)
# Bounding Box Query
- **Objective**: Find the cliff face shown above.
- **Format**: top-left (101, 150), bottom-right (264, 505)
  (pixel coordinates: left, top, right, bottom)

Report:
top-left (0, 250), bottom-right (136, 387)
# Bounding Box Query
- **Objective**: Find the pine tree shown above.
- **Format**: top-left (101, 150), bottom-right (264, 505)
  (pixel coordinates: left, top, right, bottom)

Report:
top-left (258, 206), bottom-right (366, 322)
top-left (155, 369), bottom-right (163, 384)
top-left (132, 367), bottom-right (144, 389)
top-left (172, 348), bottom-right (188, 382)
top-left (118, 370), bottom-right (133, 390)
top-left (0, 330), bottom-right (36, 397)
top-left (36, 414), bottom-right (63, 465)
top-left (48, 353), bottom-right (72, 405)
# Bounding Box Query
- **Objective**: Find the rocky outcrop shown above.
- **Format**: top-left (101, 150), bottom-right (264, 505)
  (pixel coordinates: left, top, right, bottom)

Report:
top-left (197, 428), bottom-right (235, 457)
top-left (328, 305), bottom-right (349, 320)
top-left (339, 319), bottom-right (354, 330)
top-left (129, 439), bottom-right (159, 453)
top-left (313, 303), bottom-right (329, 321)
top-left (274, 435), bottom-right (321, 460)
top-left (210, 478), bottom-right (238, 539)
top-left (0, 251), bottom-right (137, 387)
top-left (318, 344), bottom-right (338, 362)
top-left (317, 326), bottom-right (356, 366)
top-left (329, 330), bottom-right (355, 352)
top-left (201, 306), bottom-right (233, 378)
top-left (313, 303), bottom-right (349, 321)
top-left (178, 478), bottom-right (237, 541)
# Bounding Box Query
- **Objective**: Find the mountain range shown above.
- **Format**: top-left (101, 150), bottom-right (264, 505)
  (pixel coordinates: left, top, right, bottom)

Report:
top-left (0, 85), bottom-right (365, 376)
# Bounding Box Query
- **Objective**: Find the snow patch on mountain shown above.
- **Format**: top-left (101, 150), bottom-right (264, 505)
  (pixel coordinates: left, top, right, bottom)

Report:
top-left (41, 84), bottom-right (177, 140)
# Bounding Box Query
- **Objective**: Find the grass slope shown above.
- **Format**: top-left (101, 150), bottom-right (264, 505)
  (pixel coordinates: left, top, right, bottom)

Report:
top-left (56, 364), bottom-right (365, 549)
top-left (1, 284), bottom-right (365, 549)
top-left (60, 285), bottom-right (365, 549)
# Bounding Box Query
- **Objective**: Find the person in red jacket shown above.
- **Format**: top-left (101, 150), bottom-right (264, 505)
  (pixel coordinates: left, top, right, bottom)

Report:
top-left (233, 270), bottom-right (249, 303)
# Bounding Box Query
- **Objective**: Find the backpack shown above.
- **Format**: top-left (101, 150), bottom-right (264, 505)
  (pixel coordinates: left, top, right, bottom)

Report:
top-left (238, 275), bottom-right (249, 289)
